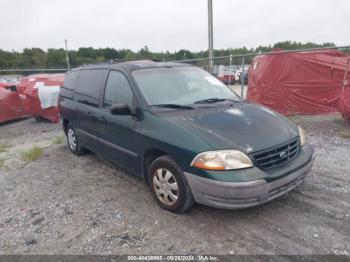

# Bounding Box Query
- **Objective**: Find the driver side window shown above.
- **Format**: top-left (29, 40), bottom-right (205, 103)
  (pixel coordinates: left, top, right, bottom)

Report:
top-left (103, 71), bottom-right (134, 109)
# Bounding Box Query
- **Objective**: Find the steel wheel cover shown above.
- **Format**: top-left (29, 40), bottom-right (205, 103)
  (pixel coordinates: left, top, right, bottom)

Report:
top-left (153, 168), bottom-right (179, 206)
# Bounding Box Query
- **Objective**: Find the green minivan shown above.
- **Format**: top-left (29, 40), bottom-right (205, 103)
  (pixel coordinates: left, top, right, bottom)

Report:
top-left (59, 61), bottom-right (315, 213)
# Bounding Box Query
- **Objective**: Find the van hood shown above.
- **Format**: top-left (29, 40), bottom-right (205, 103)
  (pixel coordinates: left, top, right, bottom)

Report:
top-left (172, 103), bottom-right (299, 154)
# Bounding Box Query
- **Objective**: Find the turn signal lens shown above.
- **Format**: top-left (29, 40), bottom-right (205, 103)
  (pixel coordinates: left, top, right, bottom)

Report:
top-left (191, 150), bottom-right (254, 170)
top-left (299, 126), bottom-right (306, 146)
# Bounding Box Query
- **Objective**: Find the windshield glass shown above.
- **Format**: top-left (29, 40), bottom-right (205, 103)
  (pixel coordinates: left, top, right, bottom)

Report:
top-left (132, 66), bottom-right (239, 106)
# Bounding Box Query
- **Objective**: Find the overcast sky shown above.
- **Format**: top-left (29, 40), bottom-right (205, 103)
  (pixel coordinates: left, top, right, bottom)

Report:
top-left (1, 0), bottom-right (349, 52)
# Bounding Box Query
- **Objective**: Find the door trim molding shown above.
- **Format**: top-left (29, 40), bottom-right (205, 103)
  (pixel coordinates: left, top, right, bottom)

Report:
top-left (77, 128), bottom-right (97, 140)
top-left (77, 128), bottom-right (138, 158)
top-left (99, 137), bottom-right (138, 158)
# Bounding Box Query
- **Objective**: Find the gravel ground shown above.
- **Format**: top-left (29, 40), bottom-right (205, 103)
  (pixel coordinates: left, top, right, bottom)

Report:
top-left (0, 116), bottom-right (349, 255)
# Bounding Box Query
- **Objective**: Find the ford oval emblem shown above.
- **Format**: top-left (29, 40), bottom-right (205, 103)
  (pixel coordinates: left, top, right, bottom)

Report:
top-left (279, 151), bottom-right (287, 159)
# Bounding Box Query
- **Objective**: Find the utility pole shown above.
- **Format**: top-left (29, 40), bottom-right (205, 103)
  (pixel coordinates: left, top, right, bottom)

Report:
top-left (65, 39), bottom-right (70, 70)
top-left (208, 0), bottom-right (214, 73)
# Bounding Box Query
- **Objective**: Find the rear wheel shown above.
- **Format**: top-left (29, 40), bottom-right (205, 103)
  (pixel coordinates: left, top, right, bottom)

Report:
top-left (66, 124), bottom-right (86, 155)
top-left (148, 155), bottom-right (194, 213)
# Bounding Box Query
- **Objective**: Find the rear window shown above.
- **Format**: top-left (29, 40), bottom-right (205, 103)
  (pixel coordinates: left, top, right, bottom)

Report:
top-left (63, 70), bottom-right (80, 90)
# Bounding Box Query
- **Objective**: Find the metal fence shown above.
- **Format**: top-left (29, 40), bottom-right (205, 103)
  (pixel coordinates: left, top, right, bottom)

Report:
top-left (172, 45), bottom-right (350, 100)
top-left (1, 45), bottom-right (350, 126)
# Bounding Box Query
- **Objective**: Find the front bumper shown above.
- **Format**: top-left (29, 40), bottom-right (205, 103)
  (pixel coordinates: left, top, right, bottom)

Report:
top-left (184, 148), bottom-right (315, 209)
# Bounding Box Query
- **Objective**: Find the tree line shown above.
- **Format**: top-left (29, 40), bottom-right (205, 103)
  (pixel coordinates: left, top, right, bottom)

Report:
top-left (0, 41), bottom-right (337, 72)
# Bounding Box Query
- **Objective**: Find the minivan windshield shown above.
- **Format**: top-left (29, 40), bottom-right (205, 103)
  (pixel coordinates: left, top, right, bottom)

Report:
top-left (132, 66), bottom-right (240, 107)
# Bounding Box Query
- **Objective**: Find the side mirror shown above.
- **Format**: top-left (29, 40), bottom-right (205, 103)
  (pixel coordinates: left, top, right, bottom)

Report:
top-left (9, 85), bottom-right (17, 92)
top-left (110, 103), bottom-right (131, 116)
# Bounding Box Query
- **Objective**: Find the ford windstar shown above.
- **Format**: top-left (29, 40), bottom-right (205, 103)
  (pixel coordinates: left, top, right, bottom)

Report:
top-left (59, 61), bottom-right (315, 213)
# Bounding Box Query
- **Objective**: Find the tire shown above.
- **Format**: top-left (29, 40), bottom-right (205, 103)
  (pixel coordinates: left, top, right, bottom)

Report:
top-left (66, 123), bottom-right (87, 156)
top-left (148, 155), bottom-right (195, 213)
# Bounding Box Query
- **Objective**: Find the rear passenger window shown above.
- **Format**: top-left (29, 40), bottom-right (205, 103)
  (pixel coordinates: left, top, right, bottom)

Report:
top-left (63, 70), bottom-right (80, 90)
top-left (103, 71), bottom-right (134, 109)
top-left (74, 69), bottom-right (108, 107)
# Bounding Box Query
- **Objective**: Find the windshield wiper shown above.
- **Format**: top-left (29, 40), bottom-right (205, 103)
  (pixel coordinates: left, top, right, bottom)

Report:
top-left (150, 104), bottom-right (194, 110)
top-left (194, 98), bottom-right (237, 104)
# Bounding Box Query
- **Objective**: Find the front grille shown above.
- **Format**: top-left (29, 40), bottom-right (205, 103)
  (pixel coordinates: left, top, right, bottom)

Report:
top-left (251, 138), bottom-right (300, 170)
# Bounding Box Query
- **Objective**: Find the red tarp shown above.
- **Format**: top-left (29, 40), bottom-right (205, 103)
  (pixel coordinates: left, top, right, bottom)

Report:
top-left (247, 49), bottom-right (350, 120)
top-left (17, 74), bottom-right (65, 123)
top-left (0, 82), bottom-right (11, 88)
top-left (0, 74), bottom-right (65, 123)
top-left (0, 87), bottom-right (28, 123)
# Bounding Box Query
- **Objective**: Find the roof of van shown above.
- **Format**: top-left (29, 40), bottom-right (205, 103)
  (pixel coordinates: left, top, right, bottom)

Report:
top-left (72, 60), bottom-right (190, 71)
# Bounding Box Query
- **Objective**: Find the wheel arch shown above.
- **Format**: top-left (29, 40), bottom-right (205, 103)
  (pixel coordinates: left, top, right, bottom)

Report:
top-left (142, 149), bottom-right (168, 186)
top-left (62, 118), bottom-right (69, 135)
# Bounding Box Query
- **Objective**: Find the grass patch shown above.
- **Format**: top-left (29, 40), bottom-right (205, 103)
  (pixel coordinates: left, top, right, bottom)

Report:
top-left (52, 135), bottom-right (65, 145)
top-left (21, 147), bottom-right (44, 161)
top-left (334, 118), bottom-right (345, 125)
top-left (339, 131), bottom-right (350, 139)
top-left (0, 159), bottom-right (4, 167)
top-left (0, 144), bottom-right (10, 153)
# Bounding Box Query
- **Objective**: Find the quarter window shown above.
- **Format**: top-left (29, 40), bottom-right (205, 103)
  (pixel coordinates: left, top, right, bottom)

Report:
top-left (63, 70), bottom-right (80, 90)
top-left (104, 71), bottom-right (134, 109)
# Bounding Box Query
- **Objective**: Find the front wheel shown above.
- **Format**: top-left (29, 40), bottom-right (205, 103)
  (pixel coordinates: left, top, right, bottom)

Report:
top-left (66, 124), bottom-right (87, 155)
top-left (148, 155), bottom-right (194, 213)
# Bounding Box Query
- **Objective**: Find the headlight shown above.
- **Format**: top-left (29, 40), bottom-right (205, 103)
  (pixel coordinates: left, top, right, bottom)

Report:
top-left (191, 150), bottom-right (254, 170)
top-left (298, 126), bottom-right (306, 146)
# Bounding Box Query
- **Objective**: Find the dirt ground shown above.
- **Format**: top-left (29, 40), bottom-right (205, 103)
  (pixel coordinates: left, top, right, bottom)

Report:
top-left (0, 115), bottom-right (349, 255)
